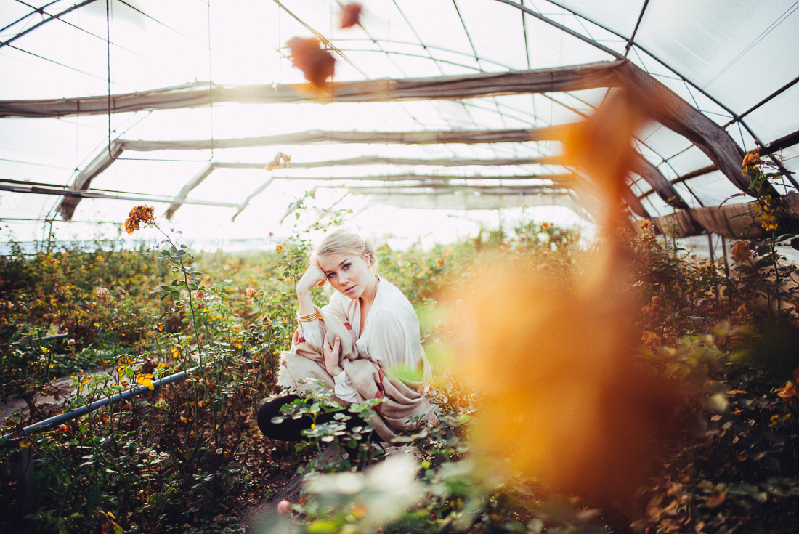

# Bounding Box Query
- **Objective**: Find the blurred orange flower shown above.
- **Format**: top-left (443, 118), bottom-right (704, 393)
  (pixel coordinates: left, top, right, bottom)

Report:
top-left (246, 287), bottom-right (257, 298)
top-left (777, 369), bottom-right (799, 403)
top-left (340, 3), bottom-right (362, 29)
top-left (441, 255), bottom-right (686, 503)
top-left (287, 37), bottom-right (335, 89)
top-left (435, 91), bottom-right (682, 506)
top-left (731, 241), bottom-right (750, 263)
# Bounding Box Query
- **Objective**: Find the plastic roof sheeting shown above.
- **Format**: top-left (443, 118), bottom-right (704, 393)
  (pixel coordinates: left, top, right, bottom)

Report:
top-left (0, 0), bottom-right (798, 244)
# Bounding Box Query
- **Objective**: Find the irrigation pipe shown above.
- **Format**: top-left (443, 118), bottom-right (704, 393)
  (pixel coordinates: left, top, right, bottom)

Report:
top-left (0, 363), bottom-right (207, 443)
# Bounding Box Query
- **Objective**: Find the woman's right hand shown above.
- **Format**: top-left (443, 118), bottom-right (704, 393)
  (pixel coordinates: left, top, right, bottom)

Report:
top-left (296, 263), bottom-right (326, 295)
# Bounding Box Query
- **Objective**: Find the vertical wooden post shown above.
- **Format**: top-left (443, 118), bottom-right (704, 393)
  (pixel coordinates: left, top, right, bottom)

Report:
top-left (721, 236), bottom-right (730, 280)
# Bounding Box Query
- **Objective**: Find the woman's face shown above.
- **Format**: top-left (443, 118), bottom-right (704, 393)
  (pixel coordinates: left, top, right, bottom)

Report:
top-left (317, 251), bottom-right (373, 300)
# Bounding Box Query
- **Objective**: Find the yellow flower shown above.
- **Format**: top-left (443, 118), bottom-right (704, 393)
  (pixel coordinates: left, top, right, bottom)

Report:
top-left (640, 232), bottom-right (656, 244)
top-left (136, 373), bottom-right (155, 391)
top-left (275, 244), bottom-right (284, 253)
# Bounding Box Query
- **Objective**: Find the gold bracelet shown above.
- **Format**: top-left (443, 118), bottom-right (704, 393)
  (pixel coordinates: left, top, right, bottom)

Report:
top-left (297, 310), bottom-right (321, 323)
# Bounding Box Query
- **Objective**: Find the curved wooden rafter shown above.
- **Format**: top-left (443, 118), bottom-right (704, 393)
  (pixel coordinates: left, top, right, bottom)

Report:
top-left (1, 61), bottom-right (750, 230)
top-left (59, 127), bottom-right (669, 220)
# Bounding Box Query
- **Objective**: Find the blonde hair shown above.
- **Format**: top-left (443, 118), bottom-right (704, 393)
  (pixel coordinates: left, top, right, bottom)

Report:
top-left (313, 228), bottom-right (378, 270)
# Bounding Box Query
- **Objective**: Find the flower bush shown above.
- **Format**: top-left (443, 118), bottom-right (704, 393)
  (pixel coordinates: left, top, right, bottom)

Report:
top-left (0, 215), bottom-right (797, 534)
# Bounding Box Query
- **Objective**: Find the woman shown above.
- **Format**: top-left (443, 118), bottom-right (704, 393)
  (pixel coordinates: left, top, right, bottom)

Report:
top-left (257, 229), bottom-right (436, 443)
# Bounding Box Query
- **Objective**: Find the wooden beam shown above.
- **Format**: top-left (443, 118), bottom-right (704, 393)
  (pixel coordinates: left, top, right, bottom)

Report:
top-left (630, 156), bottom-right (689, 209)
top-left (343, 184), bottom-right (567, 195)
top-left (164, 163), bottom-right (215, 220)
top-left (119, 129), bottom-right (560, 151)
top-left (639, 164), bottom-right (717, 200)
top-left (614, 61), bottom-right (764, 196)
top-left (215, 156), bottom-right (558, 169)
top-left (58, 141), bottom-right (123, 221)
top-left (649, 192), bottom-right (799, 238)
top-left (0, 182), bottom-right (239, 209)
top-left (231, 176), bottom-right (276, 222)
top-left (762, 128), bottom-right (799, 156)
top-left (0, 61), bottom-right (624, 119)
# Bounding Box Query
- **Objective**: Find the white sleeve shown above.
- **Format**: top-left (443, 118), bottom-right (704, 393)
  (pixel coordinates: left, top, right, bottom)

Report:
top-left (296, 291), bottom-right (348, 348)
top-left (297, 318), bottom-right (325, 348)
top-left (333, 370), bottom-right (359, 403)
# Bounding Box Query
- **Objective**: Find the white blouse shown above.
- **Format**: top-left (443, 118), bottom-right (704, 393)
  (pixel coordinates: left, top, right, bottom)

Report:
top-left (298, 277), bottom-right (427, 402)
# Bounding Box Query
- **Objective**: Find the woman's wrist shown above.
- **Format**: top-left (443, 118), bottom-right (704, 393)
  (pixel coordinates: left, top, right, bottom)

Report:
top-left (296, 283), bottom-right (313, 296)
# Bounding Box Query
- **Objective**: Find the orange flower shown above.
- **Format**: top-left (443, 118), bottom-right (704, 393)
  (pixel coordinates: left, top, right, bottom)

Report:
top-left (275, 244), bottom-right (284, 253)
top-left (742, 150), bottom-right (761, 169)
top-left (541, 222), bottom-right (551, 230)
top-left (436, 258), bottom-right (444, 268)
top-left (246, 287), bottom-right (257, 298)
top-left (640, 232), bottom-right (656, 244)
top-left (731, 241), bottom-right (750, 263)
top-left (193, 289), bottom-right (204, 300)
top-left (266, 151), bottom-right (292, 171)
top-left (777, 370), bottom-right (799, 403)
top-left (640, 219), bottom-right (650, 231)
top-left (124, 205), bottom-right (155, 234)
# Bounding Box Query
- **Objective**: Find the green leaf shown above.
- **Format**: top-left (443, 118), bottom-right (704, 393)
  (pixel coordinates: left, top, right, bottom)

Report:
top-left (307, 519), bottom-right (339, 534)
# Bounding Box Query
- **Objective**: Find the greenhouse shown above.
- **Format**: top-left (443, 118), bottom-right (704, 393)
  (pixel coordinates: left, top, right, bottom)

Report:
top-left (1, 1), bottom-right (798, 533)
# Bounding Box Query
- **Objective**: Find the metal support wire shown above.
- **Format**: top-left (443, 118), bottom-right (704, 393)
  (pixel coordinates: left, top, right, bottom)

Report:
top-left (389, 0), bottom-right (485, 160)
top-left (0, 0), bottom-right (100, 50)
top-left (451, 0), bottom-right (516, 155)
top-left (2, 0), bottom-right (62, 33)
top-left (0, 363), bottom-right (204, 443)
top-left (625, 0), bottom-right (650, 56)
